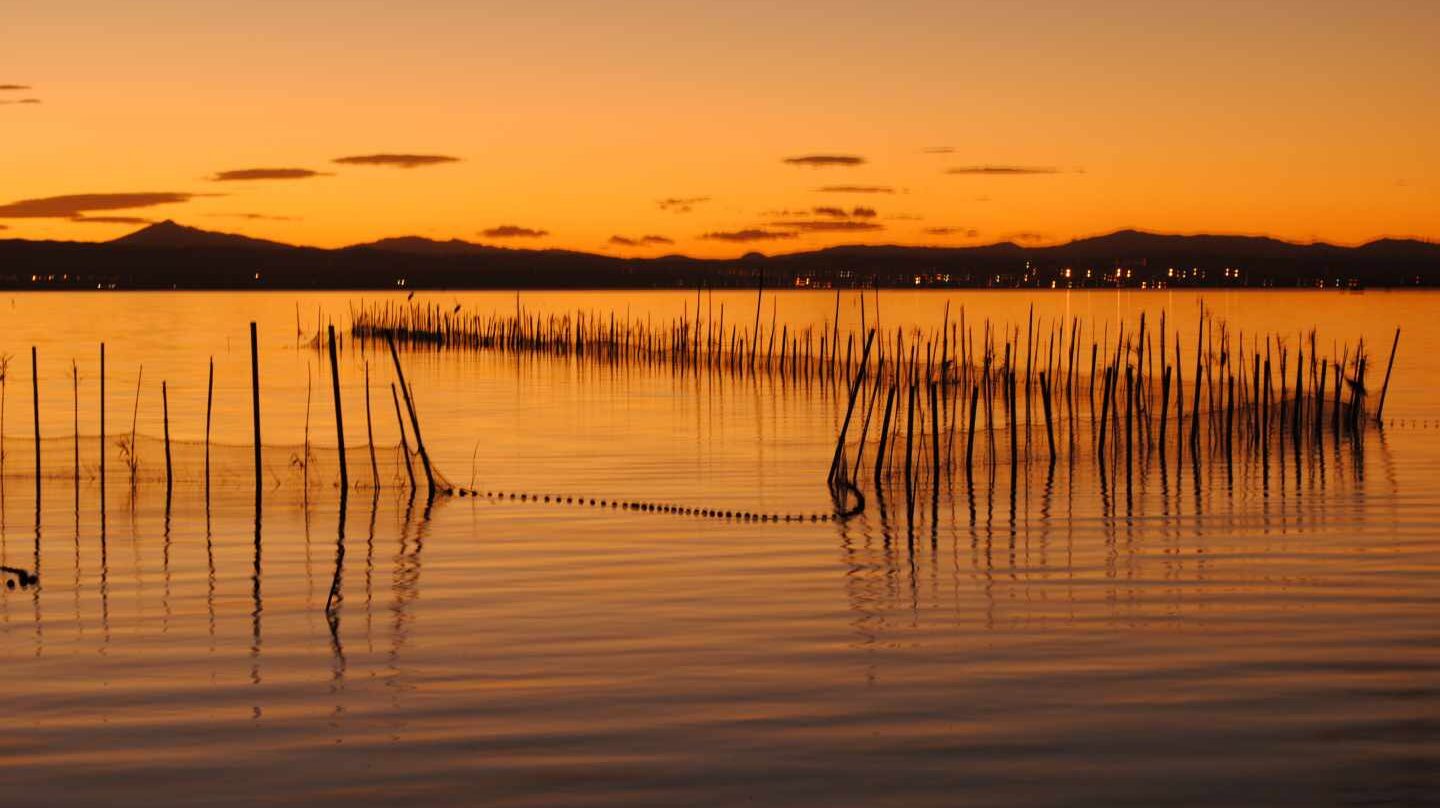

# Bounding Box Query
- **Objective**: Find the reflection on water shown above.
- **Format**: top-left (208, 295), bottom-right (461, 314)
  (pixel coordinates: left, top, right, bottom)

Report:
top-left (0, 291), bottom-right (1438, 806)
top-left (0, 426), bottom-right (1435, 806)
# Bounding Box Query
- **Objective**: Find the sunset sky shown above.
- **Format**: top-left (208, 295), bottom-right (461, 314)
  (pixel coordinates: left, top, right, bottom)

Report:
top-left (3, 0), bottom-right (1437, 256)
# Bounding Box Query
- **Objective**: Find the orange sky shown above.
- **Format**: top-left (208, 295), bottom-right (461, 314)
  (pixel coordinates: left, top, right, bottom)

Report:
top-left (2, 0), bottom-right (1437, 256)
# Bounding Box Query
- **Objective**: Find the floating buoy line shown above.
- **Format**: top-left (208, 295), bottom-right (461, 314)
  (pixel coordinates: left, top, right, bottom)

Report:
top-left (452, 487), bottom-right (834, 523)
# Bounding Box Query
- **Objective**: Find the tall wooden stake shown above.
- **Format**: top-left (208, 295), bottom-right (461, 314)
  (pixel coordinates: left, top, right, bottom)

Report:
top-left (250, 322), bottom-right (262, 511)
top-left (328, 325), bottom-right (348, 492)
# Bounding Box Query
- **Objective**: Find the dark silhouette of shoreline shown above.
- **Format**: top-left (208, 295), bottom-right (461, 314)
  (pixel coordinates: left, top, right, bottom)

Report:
top-left (2, 220), bottom-right (1436, 290)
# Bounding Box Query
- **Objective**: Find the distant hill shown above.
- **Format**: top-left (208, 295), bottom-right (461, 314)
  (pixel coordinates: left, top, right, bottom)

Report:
top-left (110, 220), bottom-right (293, 251)
top-left (0, 222), bottom-right (1435, 290)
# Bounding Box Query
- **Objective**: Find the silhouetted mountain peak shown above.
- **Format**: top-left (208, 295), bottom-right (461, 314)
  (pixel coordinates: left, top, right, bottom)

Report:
top-left (111, 220), bottom-right (290, 250)
top-left (349, 236), bottom-right (502, 256)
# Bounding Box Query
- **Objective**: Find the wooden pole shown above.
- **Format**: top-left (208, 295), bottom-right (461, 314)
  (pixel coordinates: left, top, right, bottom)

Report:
top-left (205, 357), bottom-right (213, 496)
top-left (32, 347), bottom-right (40, 505)
top-left (250, 322), bottom-right (262, 510)
top-left (929, 381), bottom-right (941, 485)
top-left (826, 330), bottom-right (875, 484)
top-left (162, 380), bottom-right (173, 497)
top-left (99, 343), bottom-right (106, 489)
top-left (874, 383), bottom-right (897, 483)
top-left (72, 361), bottom-right (79, 484)
top-left (1040, 371), bottom-right (1056, 464)
top-left (1375, 327), bottom-right (1400, 424)
top-left (364, 361), bottom-right (379, 489)
top-left (386, 335), bottom-right (437, 497)
top-left (390, 382), bottom-right (417, 493)
top-left (328, 325), bottom-right (348, 492)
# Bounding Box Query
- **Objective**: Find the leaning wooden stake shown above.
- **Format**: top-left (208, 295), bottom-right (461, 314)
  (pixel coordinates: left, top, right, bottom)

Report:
top-left (874, 383), bottom-right (897, 483)
top-left (1375, 327), bottom-right (1400, 424)
top-left (387, 335), bottom-right (439, 498)
top-left (390, 383), bottom-right (417, 493)
top-left (826, 330), bottom-right (875, 486)
top-left (1040, 371), bottom-right (1056, 464)
top-left (328, 325), bottom-right (348, 492)
top-left (364, 361), bottom-right (379, 489)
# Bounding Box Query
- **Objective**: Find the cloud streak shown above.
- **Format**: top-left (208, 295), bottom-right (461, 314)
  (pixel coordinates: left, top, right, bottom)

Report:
top-left (0, 192), bottom-right (196, 219)
top-left (211, 168), bottom-right (330, 181)
top-left (70, 215), bottom-right (153, 225)
top-left (207, 212), bottom-right (299, 222)
top-left (702, 229), bottom-right (797, 243)
top-left (658, 196), bottom-right (710, 213)
top-left (609, 234), bottom-right (674, 247)
top-left (924, 226), bottom-right (979, 237)
top-left (481, 225), bottom-right (548, 238)
top-left (0, 98), bottom-right (41, 105)
top-left (815, 185), bottom-right (894, 194)
top-left (809, 206), bottom-right (878, 219)
top-left (946, 165), bottom-right (1062, 175)
top-left (784, 154), bottom-right (866, 167)
top-left (768, 220), bottom-right (883, 233)
top-left (332, 153), bottom-right (461, 168)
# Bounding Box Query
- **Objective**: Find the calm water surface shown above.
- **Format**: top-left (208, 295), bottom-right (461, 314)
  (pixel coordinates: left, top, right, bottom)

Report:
top-left (1, 290), bottom-right (1437, 806)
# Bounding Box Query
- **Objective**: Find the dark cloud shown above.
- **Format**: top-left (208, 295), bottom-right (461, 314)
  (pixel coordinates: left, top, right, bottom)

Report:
top-left (211, 168), bottom-right (330, 182)
top-left (658, 196), bottom-right (710, 213)
top-left (0, 99), bottom-right (41, 105)
top-left (924, 227), bottom-right (980, 237)
top-left (922, 146), bottom-right (955, 154)
top-left (807, 206), bottom-right (878, 219)
top-left (332, 153), bottom-right (461, 168)
top-left (206, 212), bottom-right (300, 222)
top-left (609, 234), bottom-right (674, 247)
top-left (481, 225), bottom-right (548, 238)
top-left (0, 224), bottom-right (7, 230)
top-left (769, 220), bottom-right (883, 233)
top-left (69, 215), bottom-right (153, 225)
top-left (1007, 231), bottom-right (1047, 243)
top-left (784, 154), bottom-right (865, 167)
top-left (0, 85), bottom-right (30, 91)
top-left (702, 229), bottom-right (797, 242)
top-left (946, 166), bottom-right (1062, 175)
top-left (0, 192), bottom-right (195, 219)
top-left (815, 185), bottom-right (894, 194)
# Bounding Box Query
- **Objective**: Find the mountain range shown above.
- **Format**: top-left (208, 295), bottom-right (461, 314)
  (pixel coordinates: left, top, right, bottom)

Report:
top-left (2, 220), bottom-right (1437, 289)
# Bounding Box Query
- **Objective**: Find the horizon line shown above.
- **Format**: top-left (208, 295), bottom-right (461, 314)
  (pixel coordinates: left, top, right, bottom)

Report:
top-left (1, 219), bottom-right (1437, 260)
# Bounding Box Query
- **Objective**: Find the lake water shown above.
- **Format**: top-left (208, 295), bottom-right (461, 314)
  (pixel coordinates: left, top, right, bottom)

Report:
top-left (1, 290), bottom-right (1437, 806)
